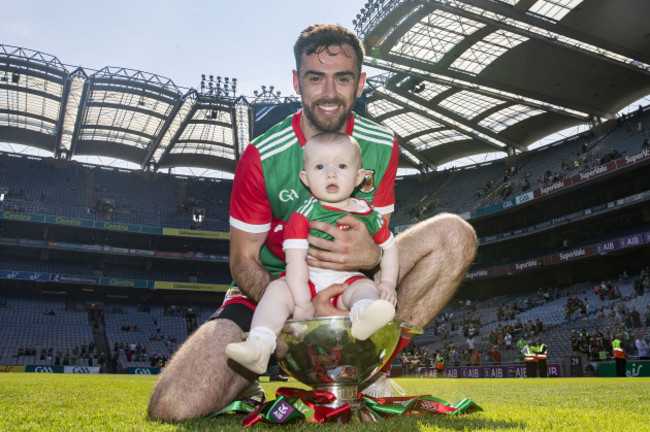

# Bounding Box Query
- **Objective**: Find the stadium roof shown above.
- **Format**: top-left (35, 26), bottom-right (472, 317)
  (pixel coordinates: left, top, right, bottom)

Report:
top-left (356, 0), bottom-right (650, 170)
top-left (2, 0), bottom-right (650, 174)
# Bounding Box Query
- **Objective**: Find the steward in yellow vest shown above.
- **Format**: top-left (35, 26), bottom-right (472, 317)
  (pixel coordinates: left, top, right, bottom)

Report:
top-left (536, 339), bottom-right (548, 378)
top-left (522, 341), bottom-right (537, 378)
top-left (612, 336), bottom-right (626, 377)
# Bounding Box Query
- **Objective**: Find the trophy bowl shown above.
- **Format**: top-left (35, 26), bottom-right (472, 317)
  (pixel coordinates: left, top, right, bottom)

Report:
top-left (277, 316), bottom-right (402, 420)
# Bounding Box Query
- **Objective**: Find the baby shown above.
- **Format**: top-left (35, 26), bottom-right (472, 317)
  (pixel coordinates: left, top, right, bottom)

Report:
top-left (226, 132), bottom-right (398, 374)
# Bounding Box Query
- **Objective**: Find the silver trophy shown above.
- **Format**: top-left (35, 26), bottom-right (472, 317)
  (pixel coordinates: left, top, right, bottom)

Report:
top-left (277, 316), bottom-right (411, 422)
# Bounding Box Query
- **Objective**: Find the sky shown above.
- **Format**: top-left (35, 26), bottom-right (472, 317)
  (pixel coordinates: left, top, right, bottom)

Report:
top-left (1, 0), bottom-right (367, 98)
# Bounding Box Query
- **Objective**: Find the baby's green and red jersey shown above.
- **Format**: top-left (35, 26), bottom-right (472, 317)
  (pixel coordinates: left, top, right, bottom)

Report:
top-left (284, 196), bottom-right (395, 254)
top-left (229, 110), bottom-right (398, 281)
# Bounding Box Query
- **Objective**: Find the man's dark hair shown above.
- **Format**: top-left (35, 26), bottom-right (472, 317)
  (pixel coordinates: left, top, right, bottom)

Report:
top-left (294, 24), bottom-right (365, 75)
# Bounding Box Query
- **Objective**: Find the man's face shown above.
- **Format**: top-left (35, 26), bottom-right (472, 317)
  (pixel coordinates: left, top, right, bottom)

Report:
top-left (293, 44), bottom-right (366, 139)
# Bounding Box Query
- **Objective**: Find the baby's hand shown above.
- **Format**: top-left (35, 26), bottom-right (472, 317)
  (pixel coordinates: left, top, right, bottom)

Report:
top-left (293, 302), bottom-right (315, 319)
top-left (378, 283), bottom-right (397, 306)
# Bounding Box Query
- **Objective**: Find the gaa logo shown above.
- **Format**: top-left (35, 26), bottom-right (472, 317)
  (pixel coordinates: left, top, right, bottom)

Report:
top-left (34, 367), bottom-right (54, 373)
top-left (134, 368), bottom-right (152, 375)
top-left (72, 367), bottom-right (90, 373)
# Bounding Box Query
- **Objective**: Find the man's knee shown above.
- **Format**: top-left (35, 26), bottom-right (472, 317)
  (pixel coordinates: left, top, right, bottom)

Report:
top-left (403, 213), bottom-right (476, 255)
top-left (432, 213), bottom-right (477, 260)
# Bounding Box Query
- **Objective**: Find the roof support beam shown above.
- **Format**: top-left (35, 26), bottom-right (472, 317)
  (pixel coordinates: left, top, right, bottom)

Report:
top-left (54, 76), bottom-right (73, 157)
top-left (67, 79), bottom-right (91, 160)
top-left (368, 80), bottom-right (521, 154)
top-left (142, 97), bottom-right (185, 170)
top-left (153, 100), bottom-right (200, 170)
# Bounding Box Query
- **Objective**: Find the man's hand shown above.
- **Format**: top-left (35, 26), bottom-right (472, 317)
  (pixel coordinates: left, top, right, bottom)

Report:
top-left (307, 214), bottom-right (381, 271)
top-left (312, 284), bottom-right (348, 317)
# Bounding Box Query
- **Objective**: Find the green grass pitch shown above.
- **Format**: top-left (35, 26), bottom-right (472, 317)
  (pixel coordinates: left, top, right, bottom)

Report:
top-left (1, 374), bottom-right (648, 431)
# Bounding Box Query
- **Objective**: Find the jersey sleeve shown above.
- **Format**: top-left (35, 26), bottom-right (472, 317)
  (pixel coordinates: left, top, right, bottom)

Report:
top-left (229, 144), bottom-right (272, 233)
top-left (372, 215), bottom-right (395, 249)
top-left (283, 212), bottom-right (310, 250)
top-left (372, 136), bottom-right (399, 215)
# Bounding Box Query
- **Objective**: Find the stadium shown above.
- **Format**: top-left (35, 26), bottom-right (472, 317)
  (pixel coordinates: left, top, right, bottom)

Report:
top-left (2, 1), bottom-right (650, 430)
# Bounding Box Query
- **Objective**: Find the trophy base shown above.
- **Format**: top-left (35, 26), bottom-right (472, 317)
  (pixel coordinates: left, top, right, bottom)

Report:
top-left (314, 383), bottom-right (381, 423)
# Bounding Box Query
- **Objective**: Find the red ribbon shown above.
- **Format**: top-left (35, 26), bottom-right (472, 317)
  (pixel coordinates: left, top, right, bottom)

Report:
top-left (237, 386), bottom-right (481, 427)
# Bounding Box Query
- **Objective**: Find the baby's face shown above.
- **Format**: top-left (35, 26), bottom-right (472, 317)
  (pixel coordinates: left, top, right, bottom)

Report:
top-left (301, 139), bottom-right (363, 208)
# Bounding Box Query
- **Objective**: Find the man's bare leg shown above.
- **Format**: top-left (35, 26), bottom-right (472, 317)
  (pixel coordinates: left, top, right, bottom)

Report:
top-left (362, 213), bottom-right (476, 396)
top-left (394, 212), bottom-right (477, 328)
top-left (148, 318), bottom-right (256, 421)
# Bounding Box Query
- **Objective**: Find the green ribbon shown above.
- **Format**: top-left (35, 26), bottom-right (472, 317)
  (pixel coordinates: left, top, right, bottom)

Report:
top-left (210, 387), bottom-right (482, 426)
top-left (362, 394), bottom-right (482, 417)
top-left (206, 399), bottom-right (258, 418)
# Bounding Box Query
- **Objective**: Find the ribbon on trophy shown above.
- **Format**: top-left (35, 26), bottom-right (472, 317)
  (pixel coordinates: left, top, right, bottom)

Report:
top-left (218, 387), bottom-right (482, 426)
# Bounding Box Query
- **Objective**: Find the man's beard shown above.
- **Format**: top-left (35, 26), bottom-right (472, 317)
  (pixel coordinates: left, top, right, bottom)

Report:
top-left (302, 98), bottom-right (353, 133)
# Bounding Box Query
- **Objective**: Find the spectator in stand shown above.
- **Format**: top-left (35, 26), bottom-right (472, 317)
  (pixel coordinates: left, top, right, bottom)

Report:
top-left (470, 348), bottom-right (481, 366)
top-left (489, 329), bottom-right (498, 346)
top-left (419, 350), bottom-right (432, 377)
top-left (633, 278), bottom-right (644, 297)
top-left (516, 336), bottom-right (527, 361)
top-left (644, 305), bottom-right (650, 327)
top-left (624, 308), bottom-right (634, 330)
top-left (497, 332), bottom-right (505, 349)
top-left (524, 320), bottom-right (536, 339)
top-left (461, 350), bottom-right (471, 366)
top-left (578, 334), bottom-right (590, 355)
top-left (466, 336), bottom-right (476, 352)
top-left (582, 298), bottom-right (590, 317)
top-left (630, 307), bottom-right (642, 328)
top-left (589, 337), bottom-right (604, 361)
top-left (446, 344), bottom-right (457, 367)
top-left (483, 346), bottom-right (492, 363)
top-left (635, 333), bottom-right (649, 359)
top-left (513, 319), bottom-right (523, 337)
top-left (491, 345), bottom-right (502, 364)
top-left (505, 332), bottom-right (513, 350)
top-left (535, 318), bottom-right (544, 335)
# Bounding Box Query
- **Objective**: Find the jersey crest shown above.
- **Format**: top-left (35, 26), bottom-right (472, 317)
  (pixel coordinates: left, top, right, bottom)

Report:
top-left (360, 169), bottom-right (376, 193)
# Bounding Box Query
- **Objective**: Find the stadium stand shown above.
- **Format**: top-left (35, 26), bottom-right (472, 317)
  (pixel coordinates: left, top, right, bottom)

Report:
top-left (1, 98), bottom-right (649, 377)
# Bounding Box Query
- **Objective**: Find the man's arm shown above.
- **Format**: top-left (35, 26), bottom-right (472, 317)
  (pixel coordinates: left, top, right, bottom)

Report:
top-left (229, 226), bottom-right (271, 303)
top-left (306, 213), bottom-right (391, 272)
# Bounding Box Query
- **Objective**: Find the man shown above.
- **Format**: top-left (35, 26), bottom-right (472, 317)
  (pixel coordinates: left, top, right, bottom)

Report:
top-left (536, 338), bottom-right (548, 378)
top-left (490, 344), bottom-right (501, 364)
top-left (147, 24), bottom-right (477, 421)
top-left (612, 334), bottom-right (627, 377)
top-left (634, 333), bottom-right (648, 360)
top-left (522, 340), bottom-right (537, 378)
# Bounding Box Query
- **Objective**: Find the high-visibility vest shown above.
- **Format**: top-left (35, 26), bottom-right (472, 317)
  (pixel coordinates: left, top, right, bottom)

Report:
top-left (613, 339), bottom-right (626, 359)
top-left (536, 343), bottom-right (548, 360)
top-left (523, 345), bottom-right (537, 362)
